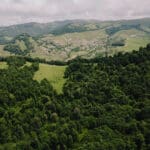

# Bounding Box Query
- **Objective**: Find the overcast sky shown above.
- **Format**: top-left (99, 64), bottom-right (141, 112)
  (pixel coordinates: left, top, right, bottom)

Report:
top-left (0, 0), bottom-right (150, 26)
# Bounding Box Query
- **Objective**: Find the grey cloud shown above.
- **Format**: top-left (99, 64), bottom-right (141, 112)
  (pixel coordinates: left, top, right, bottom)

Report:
top-left (0, 0), bottom-right (150, 26)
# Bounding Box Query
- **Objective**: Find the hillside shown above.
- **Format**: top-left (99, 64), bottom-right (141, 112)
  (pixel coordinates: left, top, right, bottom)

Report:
top-left (0, 18), bottom-right (150, 61)
top-left (0, 45), bottom-right (149, 149)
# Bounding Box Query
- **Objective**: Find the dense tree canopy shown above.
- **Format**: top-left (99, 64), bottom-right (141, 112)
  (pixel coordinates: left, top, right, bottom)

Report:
top-left (0, 45), bottom-right (149, 149)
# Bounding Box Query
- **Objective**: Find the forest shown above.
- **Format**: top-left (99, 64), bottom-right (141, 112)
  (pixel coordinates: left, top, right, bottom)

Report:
top-left (0, 44), bottom-right (150, 150)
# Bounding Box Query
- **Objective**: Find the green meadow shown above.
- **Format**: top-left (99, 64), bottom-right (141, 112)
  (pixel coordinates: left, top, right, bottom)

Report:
top-left (34, 63), bottom-right (66, 93)
top-left (0, 61), bottom-right (66, 93)
top-left (0, 62), bottom-right (8, 69)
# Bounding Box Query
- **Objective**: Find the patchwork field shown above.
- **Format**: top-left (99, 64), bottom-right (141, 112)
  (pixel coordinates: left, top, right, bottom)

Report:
top-left (34, 64), bottom-right (66, 93)
top-left (1, 18), bottom-right (150, 61)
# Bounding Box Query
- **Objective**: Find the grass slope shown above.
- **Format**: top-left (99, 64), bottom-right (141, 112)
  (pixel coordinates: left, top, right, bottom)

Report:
top-left (34, 64), bottom-right (66, 93)
top-left (0, 62), bottom-right (8, 69)
top-left (110, 29), bottom-right (150, 54)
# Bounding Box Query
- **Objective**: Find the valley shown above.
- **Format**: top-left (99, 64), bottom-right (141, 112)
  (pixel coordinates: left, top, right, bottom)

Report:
top-left (1, 18), bottom-right (150, 61)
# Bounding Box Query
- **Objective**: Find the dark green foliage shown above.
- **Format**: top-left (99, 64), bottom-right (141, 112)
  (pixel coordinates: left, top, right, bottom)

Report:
top-left (51, 23), bottom-right (97, 35)
top-left (0, 44), bottom-right (150, 149)
top-left (6, 56), bottom-right (26, 67)
top-left (4, 33), bottom-right (34, 55)
top-left (106, 24), bottom-right (141, 36)
top-left (0, 36), bottom-right (10, 44)
top-left (4, 44), bottom-right (22, 55)
top-left (111, 38), bottom-right (125, 47)
top-left (63, 45), bottom-right (150, 149)
top-left (0, 55), bottom-right (67, 66)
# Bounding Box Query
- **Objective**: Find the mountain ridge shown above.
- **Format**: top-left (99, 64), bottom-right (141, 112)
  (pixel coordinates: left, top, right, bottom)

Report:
top-left (1, 18), bottom-right (150, 37)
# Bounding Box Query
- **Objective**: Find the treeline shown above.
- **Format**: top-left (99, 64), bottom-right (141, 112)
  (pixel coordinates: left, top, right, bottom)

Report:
top-left (2, 43), bottom-right (149, 66)
top-left (0, 56), bottom-right (67, 66)
top-left (0, 44), bottom-right (149, 149)
top-left (51, 23), bottom-right (98, 35)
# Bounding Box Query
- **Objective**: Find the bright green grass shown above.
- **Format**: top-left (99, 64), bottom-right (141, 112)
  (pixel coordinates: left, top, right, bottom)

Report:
top-left (24, 62), bottom-right (32, 67)
top-left (34, 64), bottom-right (66, 93)
top-left (124, 37), bottom-right (150, 51)
top-left (79, 128), bottom-right (88, 142)
top-left (111, 36), bottom-right (150, 54)
top-left (0, 62), bottom-right (8, 69)
top-left (110, 29), bottom-right (150, 54)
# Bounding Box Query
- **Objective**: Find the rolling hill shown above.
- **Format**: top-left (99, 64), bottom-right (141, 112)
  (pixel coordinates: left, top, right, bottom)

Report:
top-left (0, 45), bottom-right (149, 149)
top-left (0, 18), bottom-right (150, 61)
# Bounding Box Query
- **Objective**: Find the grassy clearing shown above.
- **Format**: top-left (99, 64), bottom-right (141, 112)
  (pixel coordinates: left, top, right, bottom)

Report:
top-left (24, 62), bottom-right (32, 67)
top-left (0, 62), bottom-right (8, 69)
top-left (34, 64), bottom-right (66, 93)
